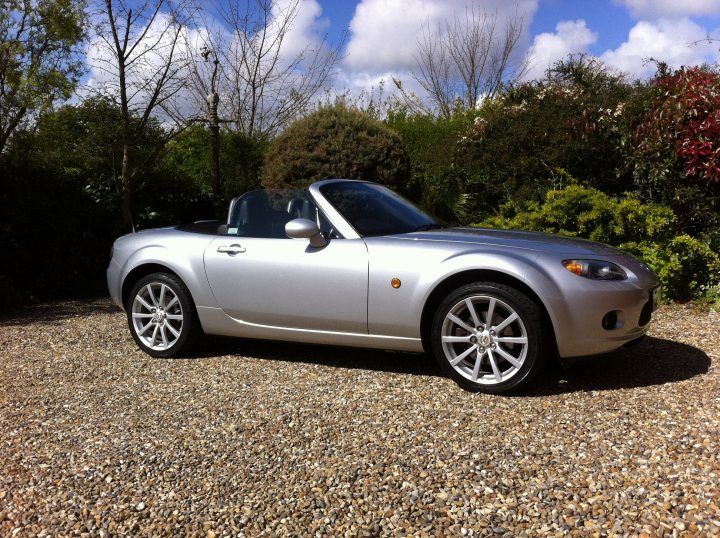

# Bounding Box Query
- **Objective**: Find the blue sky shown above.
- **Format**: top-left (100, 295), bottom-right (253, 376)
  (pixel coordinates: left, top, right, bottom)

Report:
top-left (301, 0), bottom-right (720, 90)
top-left (83, 0), bottom-right (720, 115)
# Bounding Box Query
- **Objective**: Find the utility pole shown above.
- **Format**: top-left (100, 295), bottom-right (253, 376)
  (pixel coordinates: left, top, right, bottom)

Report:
top-left (200, 47), bottom-right (229, 217)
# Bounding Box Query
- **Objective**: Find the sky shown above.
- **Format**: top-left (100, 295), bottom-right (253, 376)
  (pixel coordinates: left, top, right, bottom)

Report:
top-left (83, 0), bottom-right (720, 116)
top-left (302, 0), bottom-right (720, 92)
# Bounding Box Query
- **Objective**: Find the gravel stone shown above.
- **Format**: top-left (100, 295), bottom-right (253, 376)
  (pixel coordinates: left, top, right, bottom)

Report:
top-left (1, 299), bottom-right (719, 536)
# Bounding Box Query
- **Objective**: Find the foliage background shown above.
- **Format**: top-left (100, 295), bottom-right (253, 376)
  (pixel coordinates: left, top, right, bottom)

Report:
top-left (1, 53), bottom-right (720, 308)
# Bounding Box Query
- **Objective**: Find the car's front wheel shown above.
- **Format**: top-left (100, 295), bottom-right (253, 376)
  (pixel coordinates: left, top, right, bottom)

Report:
top-left (431, 282), bottom-right (546, 394)
top-left (126, 273), bottom-right (199, 357)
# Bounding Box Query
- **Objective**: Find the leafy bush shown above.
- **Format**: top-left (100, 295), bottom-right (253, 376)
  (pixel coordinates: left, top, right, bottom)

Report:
top-left (457, 56), bottom-right (640, 220)
top-left (164, 125), bottom-right (268, 203)
top-left (627, 236), bottom-right (720, 300)
top-left (0, 99), bottom-right (215, 308)
top-left (479, 185), bottom-right (675, 244)
top-left (477, 185), bottom-right (719, 300)
top-left (261, 103), bottom-right (410, 189)
top-left (629, 66), bottom-right (720, 238)
top-left (385, 110), bottom-right (473, 220)
top-left (699, 284), bottom-right (720, 312)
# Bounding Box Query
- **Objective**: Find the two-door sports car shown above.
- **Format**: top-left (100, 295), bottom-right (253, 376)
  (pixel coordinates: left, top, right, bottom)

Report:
top-left (107, 179), bottom-right (660, 394)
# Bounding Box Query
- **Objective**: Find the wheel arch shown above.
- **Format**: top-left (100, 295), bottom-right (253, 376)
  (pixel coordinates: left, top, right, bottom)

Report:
top-left (121, 263), bottom-right (185, 310)
top-left (419, 269), bottom-right (557, 354)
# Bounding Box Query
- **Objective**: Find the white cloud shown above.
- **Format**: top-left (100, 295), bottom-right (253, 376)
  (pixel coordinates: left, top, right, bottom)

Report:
top-left (600, 18), bottom-right (720, 78)
top-left (338, 0), bottom-right (539, 105)
top-left (271, 0), bottom-right (329, 61)
top-left (344, 0), bottom-right (539, 74)
top-left (613, 0), bottom-right (720, 19)
top-left (523, 20), bottom-right (597, 81)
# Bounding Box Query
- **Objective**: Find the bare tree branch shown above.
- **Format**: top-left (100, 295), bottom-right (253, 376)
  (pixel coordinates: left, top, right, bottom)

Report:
top-left (91, 0), bottom-right (194, 229)
top-left (410, 5), bottom-right (528, 117)
top-left (185, 0), bottom-right (344, 139)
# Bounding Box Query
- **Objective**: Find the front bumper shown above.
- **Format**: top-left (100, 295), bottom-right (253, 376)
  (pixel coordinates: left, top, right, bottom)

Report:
top-left (551, 284), bottom-right (659, 358)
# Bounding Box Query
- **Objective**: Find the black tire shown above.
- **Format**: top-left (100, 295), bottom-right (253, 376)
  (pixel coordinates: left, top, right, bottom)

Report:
top-left (431, 282), bottom-right (546, 394)
top-left (126, 272), bottom-right (200, 358)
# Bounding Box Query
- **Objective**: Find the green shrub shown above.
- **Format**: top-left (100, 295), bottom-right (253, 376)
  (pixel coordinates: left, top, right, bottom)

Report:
top-left (479, 185), bottom-right (675, 244)
top-left (699, 284), bottom-right (720, 312)
top-left (477, 185), bottom-right (719, 300)
top-left (261, 103), bottom-right (409, 189)
top-left (457, 55), bottom-right (641, 221)
top-left (625, 237), bottom-right (720, 301)
top-left (385, 110), bottom-right (473, 220)
top-left (164, 125), bottom-right (268, 202)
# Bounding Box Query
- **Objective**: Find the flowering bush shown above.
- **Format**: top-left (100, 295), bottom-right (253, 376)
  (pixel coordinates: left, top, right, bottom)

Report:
top-left (456, 56), bottom-right (639, 222)
top-left (630, 66), bottom-right (720, 238)
top-left (657, 68), bottom-right (720, 183)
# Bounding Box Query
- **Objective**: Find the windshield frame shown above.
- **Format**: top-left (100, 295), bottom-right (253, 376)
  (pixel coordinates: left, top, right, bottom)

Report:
top-left (316, 180), bottom-right (443, 238)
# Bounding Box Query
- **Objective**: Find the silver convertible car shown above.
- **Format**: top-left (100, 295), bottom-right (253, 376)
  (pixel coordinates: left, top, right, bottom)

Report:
top-left (107, 179), bottom-right (660, 394)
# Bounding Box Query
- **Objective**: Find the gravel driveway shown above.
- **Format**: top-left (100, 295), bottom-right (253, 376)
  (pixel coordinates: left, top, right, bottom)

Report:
top-left (1, 300), bottom-right (718, 537)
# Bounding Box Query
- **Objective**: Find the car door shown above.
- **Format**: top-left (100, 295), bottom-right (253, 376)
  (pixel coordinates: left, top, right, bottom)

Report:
top-left (203, 191), bottom-right (369, 334)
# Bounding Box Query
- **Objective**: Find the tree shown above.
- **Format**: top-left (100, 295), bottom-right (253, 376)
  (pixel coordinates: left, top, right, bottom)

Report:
top-left (261, 103), bottom-right (409, 189)
top-left (410, 6), bottom-right (527, 118)
top-left (187, 0), bottom-right (343, 139)
top-left (91, 0), bottom-right (192, 229)
top-left (0, 0), bottom-right (84, 155)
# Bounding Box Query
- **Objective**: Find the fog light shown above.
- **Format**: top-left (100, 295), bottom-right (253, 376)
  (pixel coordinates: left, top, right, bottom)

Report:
top-left (602, 311), bottom-right (618, 330)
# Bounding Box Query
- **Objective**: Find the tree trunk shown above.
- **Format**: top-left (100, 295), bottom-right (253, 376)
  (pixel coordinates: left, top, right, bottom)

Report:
top-left (120, 142), bottom-right (133, 231)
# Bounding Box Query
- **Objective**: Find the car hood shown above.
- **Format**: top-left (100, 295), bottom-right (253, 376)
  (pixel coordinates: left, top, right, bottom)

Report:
top-left (399, 227), bottom-right (624, 256)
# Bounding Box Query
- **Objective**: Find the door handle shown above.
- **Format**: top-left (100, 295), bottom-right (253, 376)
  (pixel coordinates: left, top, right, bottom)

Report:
top-left (217, 244), bottom-right (246, 255)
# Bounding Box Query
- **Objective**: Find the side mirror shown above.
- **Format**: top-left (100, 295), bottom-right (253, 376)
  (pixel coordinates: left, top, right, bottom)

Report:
top-left (285, 218), bottom-right (327, 248)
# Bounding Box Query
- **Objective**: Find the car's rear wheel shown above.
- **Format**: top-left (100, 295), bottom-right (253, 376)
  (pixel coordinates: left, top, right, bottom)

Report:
top-left (431, 282), bottom-right (546, 394)
top-left (127, 273), bottom-right (199, 357)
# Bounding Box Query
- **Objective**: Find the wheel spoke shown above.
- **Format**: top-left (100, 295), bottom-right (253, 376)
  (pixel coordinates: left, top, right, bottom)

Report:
top-left (132, 313), bottom-right (154, 318)
top-left (166, 296), bottom-right (179, 310)
top-left (488, 350), bottom-right (502, 382)
top-left (465, 298), bottom-right (481, 328)
top-left (495, 336), bottom-right (527, 344)
top-left (165, 323), bottom-right (181, 338)
top-left (442, 335), bottom-right (472, 343)
top-left (150, 324), bottom-right (159, 346)
top-left (138, 321), bottom-right (153, 336)
top-left (136, 295), bottom-right (154, 311)
top-left (450, 344), bottom-right (478, 366)
top-left (166, 314), bottom-right (183, 321)
top-left (146, 284), bottom-right (158, 307)
top-left (159, 284), bottom-right (167, 307)
top-left (160, 325), bottom-right (168, 348)
top-left (471, 349), bottom-right (484, 381)
top-left (485, 298), bottom-right (496, 326)
top-left (493, 345), bottom-right (523, 369)
top-left (493, 311), bottom-right (518, 333)
top-left (447, 313), bottom-right (474, 333)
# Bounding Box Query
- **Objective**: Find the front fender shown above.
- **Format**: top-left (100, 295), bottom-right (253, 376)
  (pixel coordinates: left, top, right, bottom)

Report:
top-left (365, 238), bottom-right (558, 339)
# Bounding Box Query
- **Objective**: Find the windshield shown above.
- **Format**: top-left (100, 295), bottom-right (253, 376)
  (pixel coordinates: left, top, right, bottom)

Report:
top-left (319, 181), bottom-right (443, 237)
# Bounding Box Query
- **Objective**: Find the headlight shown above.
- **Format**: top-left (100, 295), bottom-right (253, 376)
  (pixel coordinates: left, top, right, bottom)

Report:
top-left (562, 259), bottom-right (627, 280)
